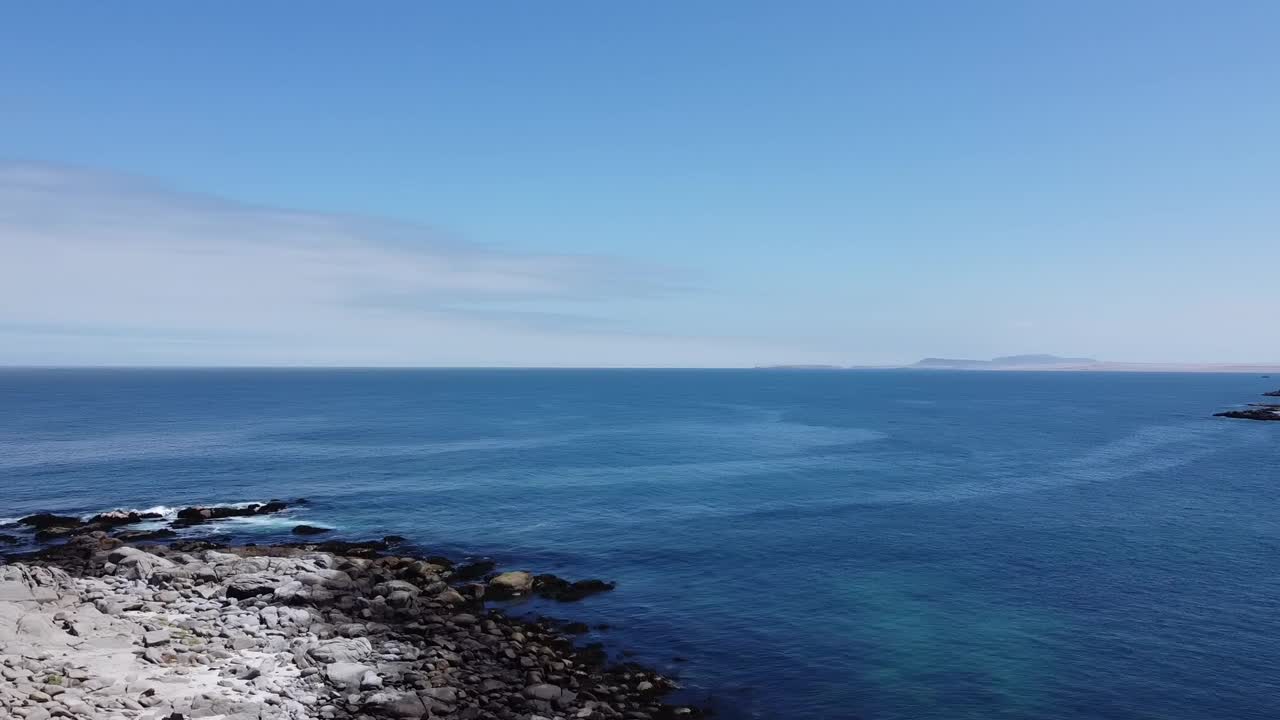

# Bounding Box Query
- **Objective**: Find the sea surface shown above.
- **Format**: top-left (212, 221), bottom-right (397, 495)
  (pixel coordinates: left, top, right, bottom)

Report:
top-left (3, 368), bottom-right (1279, 719)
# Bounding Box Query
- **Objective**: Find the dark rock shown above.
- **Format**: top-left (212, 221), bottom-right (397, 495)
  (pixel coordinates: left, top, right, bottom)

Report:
top-left (291, 524), bottom-right (332, 536)
top-left (18, 513), bottom-right (84, 530)
top-left (312, 539), bottom-right (387, 558)
top-left (0, 533), bottom-right (19, 545)
top-left (1215, 405), bottom-right (1280, 421)
top-left (454, 560), bottom-right (496, 581)
top-left (114, 528), bottom-right (177, 542)
top-left (534, 574), bottom-right (617, 602)
top-left (169, 539), bottom-right (226, 552)
top-left (34, 525), bottom-right (87, 542)
top-left (1263, 390), bottom-right (1280, 397)
top-left (172, 500), bottom-right (290, 528)
top-left (257, 500), bottom-right (289, 514)
top-left (383, 535), bottom-right (407, 545)
top-left (87, 510), bottom-right (150, 527)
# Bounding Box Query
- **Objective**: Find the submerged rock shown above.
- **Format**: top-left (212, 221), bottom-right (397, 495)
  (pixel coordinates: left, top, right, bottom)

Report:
top-left (291, 524), bottom-right (332, 536)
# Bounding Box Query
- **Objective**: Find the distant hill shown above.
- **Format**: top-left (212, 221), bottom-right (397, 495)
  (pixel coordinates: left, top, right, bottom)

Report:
top-left (910, 354), bottom-right (1098, 370)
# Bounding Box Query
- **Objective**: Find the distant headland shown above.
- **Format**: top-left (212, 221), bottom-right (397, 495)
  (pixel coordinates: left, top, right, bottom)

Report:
top-left (759, 354), bottom-right (1280, 373)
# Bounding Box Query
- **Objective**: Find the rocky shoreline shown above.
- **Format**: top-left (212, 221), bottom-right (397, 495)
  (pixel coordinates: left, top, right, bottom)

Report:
top-left (0, 503), bottom-right (705, 720)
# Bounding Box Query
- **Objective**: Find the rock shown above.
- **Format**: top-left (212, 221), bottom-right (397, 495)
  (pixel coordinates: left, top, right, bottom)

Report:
top-left (143, 629), bottom-right (171, 646)
top-left (114, 528), bottom-right (177, 542)
top-left (33, 525), bottom-right (84, 541)
top-left (488, 571), bottom-right (534, 598)
top-left (312, 540), bottom-right (387, 558)
top-left (309, 637), bottom-right (373, 664)
top-left (106, 546), bottom-right (177, 580)
top-left (1215, 405), bottom-right (1280, 421)
top-left (225, 574), bottom-right (277, 600)
top-left (534, 574), bottom-right (617, 601)
top-left (525, 683), bottom-right (562, 701)
top-left (435, 588), bottom-right (467, 605)
top-left (359, 670), bottom-right (383, 690)
top-left (291, 524), bottom-right (331, 535)
top-left (0, 533), bottom-right (19, 544)
top-left (87, 510), bottom-right (154, 527)
top-left (421, 686), bottom-right (458, 703)
top-left (366, 691), bottom-right (426, 718)
top-left (172, 501), bottom-right (289, 528)
top-left (18, 514), bottom-right (84, 530)
top-left (453, 560), bottom-right (495, 581)
top-left (325, 662), bottom-right (374, 689)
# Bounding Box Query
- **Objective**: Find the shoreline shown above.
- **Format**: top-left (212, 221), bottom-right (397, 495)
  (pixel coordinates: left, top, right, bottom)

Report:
top-left (0, 503), bottom-right (706, 720)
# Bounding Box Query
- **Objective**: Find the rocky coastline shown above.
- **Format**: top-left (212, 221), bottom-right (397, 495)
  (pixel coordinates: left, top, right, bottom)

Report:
top-left (0, 502), bottom-right (705, 720)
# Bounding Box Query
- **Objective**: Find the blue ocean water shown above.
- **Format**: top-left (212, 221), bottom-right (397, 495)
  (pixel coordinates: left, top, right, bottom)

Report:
top-left (3, 368), bottom-right (1279, 719)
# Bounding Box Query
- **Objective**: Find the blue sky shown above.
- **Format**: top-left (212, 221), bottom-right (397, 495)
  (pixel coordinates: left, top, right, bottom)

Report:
top-left (2, 2), bottom-right (1278, 366)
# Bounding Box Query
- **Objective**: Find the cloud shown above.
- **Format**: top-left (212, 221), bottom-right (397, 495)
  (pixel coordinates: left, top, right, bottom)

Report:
top-left (0, 162), bottom-right (813, 366)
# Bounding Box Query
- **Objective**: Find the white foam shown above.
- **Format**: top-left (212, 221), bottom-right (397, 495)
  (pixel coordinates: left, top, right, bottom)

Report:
top-left (80, 505), bottom-right (181, 522)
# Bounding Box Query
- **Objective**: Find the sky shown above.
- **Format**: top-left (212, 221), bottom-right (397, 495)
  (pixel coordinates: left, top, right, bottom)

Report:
top-left (2, 2), bottom-right (1278, 366)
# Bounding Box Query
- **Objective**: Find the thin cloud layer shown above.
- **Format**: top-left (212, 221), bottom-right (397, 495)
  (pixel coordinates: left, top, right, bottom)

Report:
top-left (0, 163), bottom-right (802, 366)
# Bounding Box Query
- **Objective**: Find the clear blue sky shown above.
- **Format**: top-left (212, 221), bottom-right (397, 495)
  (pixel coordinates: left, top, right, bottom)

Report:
top-left (2, 2), bottom-right (1278, 366)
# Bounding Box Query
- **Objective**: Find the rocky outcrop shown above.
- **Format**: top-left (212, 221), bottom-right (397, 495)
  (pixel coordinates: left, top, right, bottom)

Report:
top-left (0, 534), bottom-right (700, 720)
top-left (171, 500), bottom-right (290, 528)
top-left (1215, 404), bottom-right (1280, 421)
top-left (1263, 390), bottom-right (1280, 397)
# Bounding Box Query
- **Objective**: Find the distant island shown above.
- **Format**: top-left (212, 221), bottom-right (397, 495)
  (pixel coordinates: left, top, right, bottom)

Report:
top-left (760, 355), bottom-right (1280, 373)
top-left (909, 354), bottom-right (1098, 370)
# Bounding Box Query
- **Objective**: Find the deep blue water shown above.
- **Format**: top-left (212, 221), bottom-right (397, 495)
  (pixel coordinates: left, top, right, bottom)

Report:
top-left (3, 368), bottom-right (1280, 719)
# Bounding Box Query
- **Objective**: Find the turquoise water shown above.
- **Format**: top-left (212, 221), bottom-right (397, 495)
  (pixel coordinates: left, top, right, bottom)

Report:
top-left (3, 368), bottom-right (1279, 718)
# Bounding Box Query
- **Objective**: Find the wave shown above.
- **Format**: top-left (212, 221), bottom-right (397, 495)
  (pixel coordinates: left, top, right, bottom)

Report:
top-left (79, 504), bottom-right (181, 521)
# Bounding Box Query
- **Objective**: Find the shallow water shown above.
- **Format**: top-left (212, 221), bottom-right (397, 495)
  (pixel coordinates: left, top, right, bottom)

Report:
top-left (3, 368), bottom-right (1279, 719)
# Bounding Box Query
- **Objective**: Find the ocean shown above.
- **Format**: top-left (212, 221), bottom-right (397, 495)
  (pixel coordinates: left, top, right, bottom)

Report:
top-left (2, 368), bottom-right (1279, 719)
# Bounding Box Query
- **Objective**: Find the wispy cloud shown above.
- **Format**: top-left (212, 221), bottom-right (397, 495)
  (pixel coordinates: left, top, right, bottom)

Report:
top-left (0, 162), bottom-right (808, 366)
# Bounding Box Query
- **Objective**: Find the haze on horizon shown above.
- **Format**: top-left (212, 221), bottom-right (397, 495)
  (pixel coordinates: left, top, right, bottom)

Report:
top-left (2, 3), bottom-right (1278, 368)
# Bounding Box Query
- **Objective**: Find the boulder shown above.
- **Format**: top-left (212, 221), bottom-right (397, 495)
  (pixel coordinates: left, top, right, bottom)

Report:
top-left (326, 661), bottom-right (375, 690)
top-left (107, 547), bottom-right (177, 581)
top-left (365, 691), bottom-right (427, 718)
top-left (224, 574), bottom-right (277, 600)
top-left (308, 637), bottom-right (372, 664)
top-left (533, 574), bottom-right (616, 601)
top-left (488, 571), bottom-right (534, 598)
top-left (524, 683), bottom-right (562, 701)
